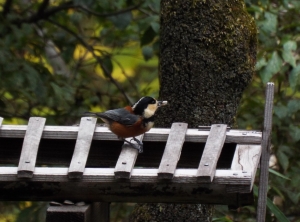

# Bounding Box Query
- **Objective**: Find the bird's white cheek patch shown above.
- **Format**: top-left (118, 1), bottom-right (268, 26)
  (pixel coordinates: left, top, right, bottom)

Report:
top-left (144, 104), bottom-right (157, 118)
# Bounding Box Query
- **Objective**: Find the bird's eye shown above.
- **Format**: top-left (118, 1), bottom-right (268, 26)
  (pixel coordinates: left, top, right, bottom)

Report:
top-left (151, 100), bottom-right (156, 104)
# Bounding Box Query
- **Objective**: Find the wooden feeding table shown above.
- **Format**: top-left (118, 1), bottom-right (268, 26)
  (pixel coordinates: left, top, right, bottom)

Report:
top-left (0, 119), bottom-right (261, 204)
top-left (0, 83), bottom-right (274, 222)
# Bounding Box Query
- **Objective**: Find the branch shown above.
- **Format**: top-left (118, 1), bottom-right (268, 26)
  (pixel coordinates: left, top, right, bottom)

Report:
top-left (78, 2), bottom-right (142, 17)
top-left (23, 1), bottom-right (74, 23)
top-left (2, 0), bottom-right (13, 17)
top-left (36, 0), bottom-right (50, 17)
top-left (47, 19), bottom-right (133, 104)
top-left (20, 1), bottom-right (142, 24)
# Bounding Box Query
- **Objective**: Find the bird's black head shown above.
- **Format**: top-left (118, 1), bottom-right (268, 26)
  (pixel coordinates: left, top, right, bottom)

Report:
top-left (132, 97), bottom-right (167, 118)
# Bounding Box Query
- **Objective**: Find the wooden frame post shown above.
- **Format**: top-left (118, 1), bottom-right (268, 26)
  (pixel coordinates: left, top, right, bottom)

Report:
top-left (46, 202), bottom-right (110, 222)
top-left (256, 82), bottom-right (274, 221)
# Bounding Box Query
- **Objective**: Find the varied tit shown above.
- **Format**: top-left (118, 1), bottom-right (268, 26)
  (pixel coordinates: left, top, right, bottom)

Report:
top-left (84, 97), bottom-right (168, 153)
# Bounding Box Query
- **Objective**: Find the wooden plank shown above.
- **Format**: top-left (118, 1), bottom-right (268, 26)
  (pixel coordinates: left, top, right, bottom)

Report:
top-left (231, 144), bottom-right (261, 190)
top-left (68, 117), bottom-right (97, 179)
top-left (0, 167), bottom-right (251, 186)
top-left (0, 168), bottom-right (252, 205)
top-left (0, 125), bottom-right (262, 144)
top-left (197, 124), bottom-right (227, 182)
top-left (158, 123), bottom-right (188, 179)
top-left (46, 204), bottom-right (91, 222)
top-left (114, 134), bottom-right (143, 179)
top-left (257, 82), bottom-right (274, 222)
top-left (17, 117), bottom-right (46, 178)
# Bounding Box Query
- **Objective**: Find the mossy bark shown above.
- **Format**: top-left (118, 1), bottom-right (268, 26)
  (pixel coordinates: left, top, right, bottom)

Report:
top-left (157, 0), bottom-right (257, 127)
top-left (130, 0), bottom-right (257, 221)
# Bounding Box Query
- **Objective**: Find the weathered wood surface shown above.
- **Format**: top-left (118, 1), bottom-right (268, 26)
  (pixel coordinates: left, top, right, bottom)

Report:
top-left (0, 125), bottom-right (262, 144)
top-left (231, 144), bottom-right (261, 190)
top-left (114, 134), bottom-right (144, 179)
top-left (257, 82), bottom-right (274, 222)
top-left (0, 168), bottom-right (252, 205)
top-left (197, 124), bottom-right (227, 182)
top-left (0, 167), bottom-right (251, 186)
top-left (46, 204), bottom-right (91, 222)
top-left (17, 117), bottom-right (46, 178)
top-left (68, 117), bottom-right (97, 179)
top-left (46, 202), bottom-right (109, 222)
top-left (158, 123), bottom-right (188, 179)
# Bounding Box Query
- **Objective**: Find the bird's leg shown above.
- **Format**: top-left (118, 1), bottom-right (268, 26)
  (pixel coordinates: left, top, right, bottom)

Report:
top-left (122, 138), bottom-right (143, 153)
top-left (130, 137), bottom-right (143, 153)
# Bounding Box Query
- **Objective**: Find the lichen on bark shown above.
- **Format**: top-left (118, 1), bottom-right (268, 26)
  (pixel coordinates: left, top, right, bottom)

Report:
top-left (156, 0), bottom-right (257, 127)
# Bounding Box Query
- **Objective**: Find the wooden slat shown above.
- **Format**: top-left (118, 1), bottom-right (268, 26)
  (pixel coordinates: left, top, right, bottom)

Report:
top-left (231, 144), bottom-right (261, 190)
top-left (0, 167), bottom-right (251, 186)
top-left (46, 205), bottom-right (92, 222)
top-left (114, 134), bottom-right (143, 179)
top-left (257, 82), bottom-right (274, 222)
top-left (0, 167), bottom-right (253, 204)
top-left (0, 125), bottom-right (262, 144)
top-left (47, 202), bottom-right (109, 222)
top-left (197, 124), bottom-right (227, 182)
top-left (68, 117), bottom-right (97, 179)
top-left (17, 117), bottom-right (46, 178)
top-left (158, 123), bottom-right (188, 179)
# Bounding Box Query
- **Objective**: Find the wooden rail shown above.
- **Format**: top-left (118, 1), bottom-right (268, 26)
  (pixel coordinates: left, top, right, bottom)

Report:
top-left (0, 125), bottom-right (262, 143)
top-left (0, 117), bottom-right (262, 206)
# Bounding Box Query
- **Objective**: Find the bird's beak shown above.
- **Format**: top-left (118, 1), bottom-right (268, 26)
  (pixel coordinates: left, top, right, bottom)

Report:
top-left (157, 101), bottom-right (168, 107)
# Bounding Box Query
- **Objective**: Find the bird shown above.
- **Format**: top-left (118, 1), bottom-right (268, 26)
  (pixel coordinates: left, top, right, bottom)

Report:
top-left (84, 96), bottom-right (168, 153)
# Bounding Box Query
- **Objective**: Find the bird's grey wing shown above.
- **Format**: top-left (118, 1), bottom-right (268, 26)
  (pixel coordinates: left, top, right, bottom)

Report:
top-left (96, 108), bottom-right (138, 126)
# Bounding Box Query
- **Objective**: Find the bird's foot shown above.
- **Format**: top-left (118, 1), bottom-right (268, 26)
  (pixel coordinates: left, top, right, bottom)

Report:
top-left (123, 138), bottom-right (143, 153)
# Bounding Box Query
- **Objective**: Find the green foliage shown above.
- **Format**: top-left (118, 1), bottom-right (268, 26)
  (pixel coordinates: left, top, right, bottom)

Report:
top-left (0, 0), bottom-right (160, 125)
top-left (0, 0), bottom-right (300, 221)
top-left (237, 0), bottom-right (300, 220)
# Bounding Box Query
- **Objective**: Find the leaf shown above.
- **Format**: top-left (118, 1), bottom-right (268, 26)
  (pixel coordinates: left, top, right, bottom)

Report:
top-left (289, 125), bottom-right (300, 142)
top-left (277, 150), bottom-right (289, 171)
top-left (256, 57), bottom-right (267, 70)
top-left (50, 82), bottom-right (63, 98)
top-left (142, 46), bottom-right (154, 61)
top-left (108, 11), bottom-right (132, 29)
top-left (212, 217), bottom-right (232, 222)
top-left (274, 105), bottom-right (288, 119)
top-left (101, 56), bottom-right (113, 77)
top-left (267, 197), bottom-right (290, 222)
top-left (269, 168), bottom-right (290, 180)
top-left (289, 64), bottom-right (300, 90)
top-left (286, 190), bottom-right (300, 204)
top-left (260, 52), bottom-right (282, 83)
top-left (140, 26), bottom-right (157, 46)
top-left (150, 22), bottom-right (160, 33)
top-left (282, 40), bottom-right (297, 67)
top-left (287, 99), bottom-right (300, 114)
top-left (70, 12), bottom-right (83, 26)
top-left (261, 12), bottom-right (278, 34)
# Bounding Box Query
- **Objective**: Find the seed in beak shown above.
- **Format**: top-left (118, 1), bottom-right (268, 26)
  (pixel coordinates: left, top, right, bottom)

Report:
top-left (158, 101), bottom-right (168, 107)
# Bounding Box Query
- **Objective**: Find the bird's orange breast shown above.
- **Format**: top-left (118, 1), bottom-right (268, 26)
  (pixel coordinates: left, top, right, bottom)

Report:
top-left (109, 118), bottom-right (148, 138)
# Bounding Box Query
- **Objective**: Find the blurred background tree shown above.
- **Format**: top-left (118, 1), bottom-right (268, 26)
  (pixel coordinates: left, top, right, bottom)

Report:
top-left (0, 0), bottom-right (299, 221)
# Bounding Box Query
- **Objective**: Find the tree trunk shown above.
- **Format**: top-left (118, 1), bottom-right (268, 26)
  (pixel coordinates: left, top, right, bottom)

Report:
top-left (130, 0), bottom-right (257, 221)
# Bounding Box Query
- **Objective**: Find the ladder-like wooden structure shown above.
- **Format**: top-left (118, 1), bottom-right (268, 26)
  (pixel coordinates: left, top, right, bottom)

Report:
top-left (0, 83), bottom-right (274, 222)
